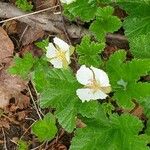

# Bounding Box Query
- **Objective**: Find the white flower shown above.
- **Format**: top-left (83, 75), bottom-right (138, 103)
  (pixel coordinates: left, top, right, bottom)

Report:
top-left (60, 0), bottom-right (76, 4)
top-left (76, 65), bottom-right (111, 102)
top-left (46, 37), bottom-right (71, 69)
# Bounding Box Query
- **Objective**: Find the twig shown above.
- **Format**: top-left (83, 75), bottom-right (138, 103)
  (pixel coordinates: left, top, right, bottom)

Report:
top-left (0, 2), bottom-right (61, 33)
top-left (0, 2), bottom-right (129, 48)
top-left (9, 138), bottom-right (18, 145)
top-left (19, 25), bottom-right (29, 44)
top-left (30, 142), bottom-right (46, 150)
top-left (0, 2), bottom-right (89, 38)
top-left (55, 129), bottom-right (65, 143)
top-left (2, 114), bottom-right (19, 125)
top-left (2, 128), bottom-right (8, 150)
top-left (58, 0), bottom-right (79, 70)
top-left (30, 82), bottom-right (45, 117)
top-left (20, 122), bottom-right (34, 139)
top-left (0, 5), bottom-right (59, 24)
top-left (25, 117), bottom-right (36, 122)
top-left (28, 85), bottom-right (42, 120)
top-left (58, 0), bottom-right (72, 45)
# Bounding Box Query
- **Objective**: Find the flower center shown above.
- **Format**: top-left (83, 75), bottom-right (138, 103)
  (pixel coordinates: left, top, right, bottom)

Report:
top-left (56, 51), bottom-right (66, 60)
top-left (86, 79), bottom-right (101, 93)
top-left (54, 46), bottom-right (69, 67)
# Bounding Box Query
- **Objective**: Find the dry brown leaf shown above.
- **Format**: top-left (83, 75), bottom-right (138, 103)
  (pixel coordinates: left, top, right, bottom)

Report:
top-left (3, 20), bottom-right (18, 35)
top-left (35, 0), bottom-right (57, 10)
top-left (0, 117), bottom-right (10, 129)
top-left (15, 94), bottom-right (30, 110)
top-left (76, 118), bottom-right (86, 128)
top-left (9, 94), bottom-right (30, 112)
top-left (0, 140), bottom-right (4, 144)
top-left (0, 27), bottom-right (14, 64)
top-left (0, 69), bottom-right (27, 109)
top-left (21, 26), bottom-right (44, 46)
top-left (49, 143), bottom-right (67, 150)
top-left (17, 111), bottom-right (27, 121)
top-left (131, 105), bottom-right (143, 118)
top-left (19, 44), bottom-right (43, 57)
top-left (103, 45), bottom-right (118, 59)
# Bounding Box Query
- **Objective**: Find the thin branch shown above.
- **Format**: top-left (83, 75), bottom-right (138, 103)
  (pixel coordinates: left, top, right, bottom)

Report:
top-left (30, 142), bottom-right (46, 150)
top-left (28, 85), bottom-right (42, 120)
top-left (58, 0), bottom-right (72, 44)
top-left (20, 122), bottom-right (34, 139)
top-left (2, 128), bottom-right (8, 150)
top-left (0, 2), bottom-right (62, 33)
top-left (0, 5), bottom-right (59, 24)
top-left (19, 25), bottom-right (29, 44)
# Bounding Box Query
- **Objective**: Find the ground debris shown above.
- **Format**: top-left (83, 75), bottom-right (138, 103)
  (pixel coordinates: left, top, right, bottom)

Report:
top-left (0, 69), bottom-right (27, 109)
top-left (0, 27), bottom-right (14, 64)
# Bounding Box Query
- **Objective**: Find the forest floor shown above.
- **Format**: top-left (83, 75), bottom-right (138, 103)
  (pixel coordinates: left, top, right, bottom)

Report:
top-left (0, 0), bottom-right (144, 149)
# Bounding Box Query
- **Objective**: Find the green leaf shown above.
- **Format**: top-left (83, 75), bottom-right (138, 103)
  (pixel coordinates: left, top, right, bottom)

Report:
top-left (39, 69), bottom-right (79, 109)
top-left (101, 102), bottom-right (115, 116)
top-left (70, 110), bottom-right (149, 150)
top-left (64, 0), bottom-right (98, 22)
top-left (32, 58), bottom-right (50, 92)
top-left (138, 97), bottom-right (150, 118)
top-left (116, 0), bottom-right (150, 58)
top-left (117, 0), bottom-right (150, 38)
top-left (16, 0), bottom-right (33, 12)
top-left (78, 101), bottom-right (99, 118)
top-left (106, 50), bottom-right (150, 109)
top-left (145, 118), bottom-right (150, 136)
top-left (32, 113), bottom-right (57, 142)
top-left (38, 69), bottom-right (98, 132)
top-left (116, 0), bottom-right (150, 17)
top-left (90, 6), bottom-right (122, 41)
top-left (8, 53), bottom-right (35, 79)
top-left (143, 100), bottom-right (150, 140)
top-left (76, 36), bottom-right (105, 67)
top-left (130, 34), bottom-right (150, 59)
top-left (17, 140), bottom-right (28, 150)
top-left (35, 38), bottom-right (49, 51)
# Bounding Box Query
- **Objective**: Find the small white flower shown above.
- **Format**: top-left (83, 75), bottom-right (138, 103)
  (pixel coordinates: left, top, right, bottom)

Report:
top-left (60, 0), bottom-right (76, 4)
top-left (76, 65), bottom-right (111, 102)
top-left (46, 37), bottom-right (71, 69)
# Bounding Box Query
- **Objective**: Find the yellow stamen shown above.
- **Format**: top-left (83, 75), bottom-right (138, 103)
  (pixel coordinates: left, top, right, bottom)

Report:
top-left (49, 45), bottom-right (69, 68)
top-left (56, 46), bottom-right (69, 66)
top-left (56, 50), bottom-right (66, 61)
top-left (85, 69), bottom-right (111, 94)
top-left (86, 79), bottom-right (101, 93)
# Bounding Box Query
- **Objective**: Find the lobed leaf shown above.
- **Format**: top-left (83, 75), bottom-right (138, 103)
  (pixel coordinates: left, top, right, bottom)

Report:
top-left (116, 0), bottom-right (150, 58)
top-left (64, 0), bottom-right (98, 22)
top-left (71, 107), bottom-right (148, 150)
top-left (32, 113), bottom-right (58, 142)
top-left (76, 36), bottom-right (105, 67)
top-left (129, 34), bottom-right (150, 59)
top-left (90, 6), bottom-right (122, 41)
top-left (106, 50), bottom-right (150, 109)
top-left (8, 53), bottom-right (35, 79)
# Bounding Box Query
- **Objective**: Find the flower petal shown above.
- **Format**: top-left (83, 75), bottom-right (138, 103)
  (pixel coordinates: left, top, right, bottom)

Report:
top-left (76, 65), bottom-right (93, 85)
top-left (46, 43), bottom-right (57, 58)
top-left (76, 88), bottom-right (108, 102)
top-left (65, 50), bottom-right (70, 63)
top-left (60, 0), bottom-right (75, 4)
top-left (50, 58), bottom-right (63, 68)
top-left (54, 37), bottom-right (70, 52)
top-left (91, 66), bottom-right (110, 87)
